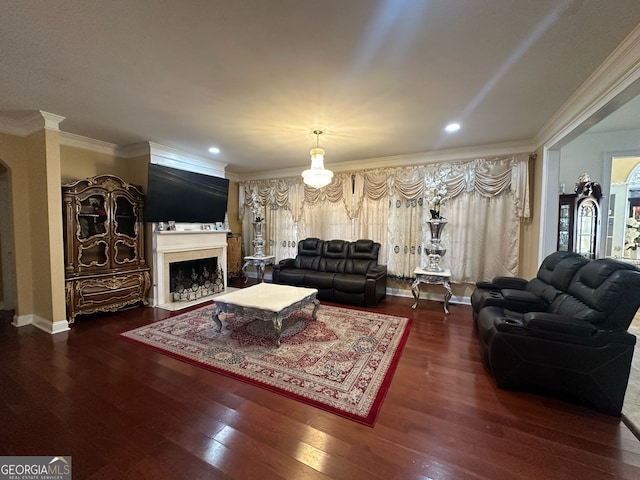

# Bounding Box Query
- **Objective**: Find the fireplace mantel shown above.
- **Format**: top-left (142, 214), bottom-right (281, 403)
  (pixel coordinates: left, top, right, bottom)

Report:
top-left (152, 227), bottom-right (228, 308)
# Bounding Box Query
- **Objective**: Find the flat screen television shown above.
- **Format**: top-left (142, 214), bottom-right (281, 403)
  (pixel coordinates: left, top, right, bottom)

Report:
top-left (144, 163), bottom-right (229, 224)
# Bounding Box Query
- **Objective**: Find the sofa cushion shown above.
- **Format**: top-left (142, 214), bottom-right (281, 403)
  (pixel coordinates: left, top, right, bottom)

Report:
top-left (294, 237), bottom-right (323, 270)
top-left (277, 269), bottom-right (309, 286)
top-left (304, 271), bottom-right (336, 289)
top-left (354, 239), bottom-right (374, 252)
top-left (320, 240), bottom-right (348, 272)
top-left (535, 251), bottom-right (583, 284)
top-left (550, 259), bottom-right (640, 329)
top-left (346, 241), bottom-right (380, 275)
top-left (334, 273), bottom-right (367, 293)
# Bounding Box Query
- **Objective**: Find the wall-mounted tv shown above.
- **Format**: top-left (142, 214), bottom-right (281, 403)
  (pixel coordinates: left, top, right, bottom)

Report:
top-left (144, 163), bottom-right (229, 224)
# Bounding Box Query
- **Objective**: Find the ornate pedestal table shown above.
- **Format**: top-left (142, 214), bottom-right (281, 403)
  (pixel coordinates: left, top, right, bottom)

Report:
top-left (242, 255), bottom-right (275, 283)
top-left (411, 267), bottom-right (453, 314)
top-left (212, 283), bottom-right (320, 347)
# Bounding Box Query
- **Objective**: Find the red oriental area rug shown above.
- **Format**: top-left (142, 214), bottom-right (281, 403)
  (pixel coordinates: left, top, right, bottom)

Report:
top-left (120, 303), bottom-right (411, 426)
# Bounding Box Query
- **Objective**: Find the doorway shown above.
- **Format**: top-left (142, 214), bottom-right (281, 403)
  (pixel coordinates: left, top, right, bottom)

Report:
top-left (0, 163), bottom-right (16, 311)
top-left (607, 156), bottom-right (640, 259)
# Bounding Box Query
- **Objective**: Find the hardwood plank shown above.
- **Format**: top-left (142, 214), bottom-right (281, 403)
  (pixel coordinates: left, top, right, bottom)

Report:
top-left (1, 294), bottom-right (639, 479)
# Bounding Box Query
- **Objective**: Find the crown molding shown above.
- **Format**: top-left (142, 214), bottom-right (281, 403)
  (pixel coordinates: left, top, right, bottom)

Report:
top-left (224, 171), bottom-right (242, 183)
top-left (122, 141), bottom-right (228, 178)
top-left (59, 131), bottom-right (121, 155)
top-left (535, 24), bottom-right (640, 149)
top-left (233, 139), bottom-right (537, 182)
top-left (58, 134), bottom-right (230, 178)
top-left (0, 110), bottom-right (66, 137)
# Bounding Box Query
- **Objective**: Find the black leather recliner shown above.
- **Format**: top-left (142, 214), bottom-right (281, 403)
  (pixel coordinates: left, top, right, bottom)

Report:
top-left (272, 238), bottom-right (387, 307)
top-left (471, 251), bottom-right (587, 321)
top-left (476, 258), bottom-right (640, 414)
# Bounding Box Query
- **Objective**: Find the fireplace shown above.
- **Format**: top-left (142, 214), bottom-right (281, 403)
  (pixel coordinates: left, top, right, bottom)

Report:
top-left (151, 226), bottom-right (228, 307)
top-left (169, 257), bottom-right (224, 301)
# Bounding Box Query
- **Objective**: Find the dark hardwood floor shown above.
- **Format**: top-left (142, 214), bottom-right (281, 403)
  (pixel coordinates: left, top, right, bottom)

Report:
top-left (2, 284), bottom-right (640, 479)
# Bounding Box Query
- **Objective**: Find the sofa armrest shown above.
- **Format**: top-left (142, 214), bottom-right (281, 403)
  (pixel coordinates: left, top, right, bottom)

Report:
top-left (491, 289), bottom-right (548, 312)
top-left (491, 276), bottom-right (528, 290)
top-left (273, 258), bottom-right (295, 270)
top-left (522, 312), bottom-right (597, 337)
top-left (366, 265), bottom-right (387, 279)
top-left (475, 281), bottom-right (502, 291)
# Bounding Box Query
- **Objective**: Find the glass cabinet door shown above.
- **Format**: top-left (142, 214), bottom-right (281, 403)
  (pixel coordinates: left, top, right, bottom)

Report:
top-left (558, 203), bottom-right (571, 251)
top-left (77, 194), bottom-right (108, 239)
top-left (76, 193), bottom-right (108, 268)
top-left (114, 195), bottom-right (136, 238)
top-left (576, 198), bottom-right (599, 259)
top-left (113, 194), bottom-right (137, 264)
top-left (557, 194), bottom-right (576, 252)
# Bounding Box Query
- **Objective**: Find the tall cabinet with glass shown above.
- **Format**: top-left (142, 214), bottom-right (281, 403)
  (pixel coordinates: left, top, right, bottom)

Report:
top-left (62, 174), bottom-right (150, 323)
top-left (557, 181), bottom-right (602, 259)
top-left (558, 194), bottom-right (577, 252)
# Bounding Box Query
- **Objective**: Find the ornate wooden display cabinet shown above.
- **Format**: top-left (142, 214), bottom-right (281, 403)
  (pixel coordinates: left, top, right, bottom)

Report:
top-left (62, 174), bottom-right (150, 323)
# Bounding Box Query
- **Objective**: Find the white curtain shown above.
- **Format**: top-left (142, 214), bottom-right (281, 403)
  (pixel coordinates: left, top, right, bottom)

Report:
top-left (446, 192), bottom-right (519, 282)
top-left (239, 154), bottom-right (531, 282)
top-left (387, 196), bottom-right (427, 279)
top-left (300, 199), bottom-right (353, 241)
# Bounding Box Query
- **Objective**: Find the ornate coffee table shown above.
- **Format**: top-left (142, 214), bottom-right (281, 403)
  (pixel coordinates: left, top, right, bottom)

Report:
top-left (212, 283), bottom-right (320, 347)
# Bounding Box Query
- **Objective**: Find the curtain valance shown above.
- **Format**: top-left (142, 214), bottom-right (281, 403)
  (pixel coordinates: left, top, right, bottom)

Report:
top-left (240, 154), bottom-right (531, 221)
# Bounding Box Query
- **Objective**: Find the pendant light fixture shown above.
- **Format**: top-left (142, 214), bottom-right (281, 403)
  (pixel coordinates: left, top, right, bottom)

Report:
top-left (302, 130), bottom-right (333, 189)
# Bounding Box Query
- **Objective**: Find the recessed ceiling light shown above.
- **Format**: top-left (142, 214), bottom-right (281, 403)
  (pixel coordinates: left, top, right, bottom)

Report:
top-left (208, 146), bottom-right (220, 154)
top-left (445, 123), bottom-right (461, 133)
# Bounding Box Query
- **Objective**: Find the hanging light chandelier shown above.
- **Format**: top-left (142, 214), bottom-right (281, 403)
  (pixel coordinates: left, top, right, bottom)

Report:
top-left (302, 130), bottom-right (333, 189)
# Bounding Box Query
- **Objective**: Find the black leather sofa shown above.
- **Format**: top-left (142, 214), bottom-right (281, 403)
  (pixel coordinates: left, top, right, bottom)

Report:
top-left (474, 257), bottom-right (640, 414)
top-left (471, 251), bottom-right (588, 321)
top-left (272, 238), bottom-right (387, 307)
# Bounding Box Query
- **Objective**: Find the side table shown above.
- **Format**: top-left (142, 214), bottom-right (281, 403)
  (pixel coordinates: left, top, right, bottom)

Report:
top-left (242, 255), bottom-right (275, 283)
top-left (412, 267), bottom-right (453, 314)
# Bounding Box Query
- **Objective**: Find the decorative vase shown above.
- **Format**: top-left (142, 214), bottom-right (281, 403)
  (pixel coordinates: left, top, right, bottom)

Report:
top-left (252, 221), bottom-right (265, 257)
top-left (425, 219), bottom-right (447, 272)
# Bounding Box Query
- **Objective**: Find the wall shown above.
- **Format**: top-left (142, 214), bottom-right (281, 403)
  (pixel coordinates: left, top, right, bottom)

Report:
top-left (60, 145), bottom-right (128, 182)
top-left (0, 164), bottom-right (13, 308)
top-left (26, 129), bottom-right (67, 328)
top-left (559, 128), bottom-right (640, 258)
top-left (559, 128), bottom-right (640, 187)
top-left (226, 180), bottom-right (241, 234)
top-left (612, 156), bottom-right (640, 183)
top-left (0, 131), bottom-right (35, 320)
top-left (518, 148), bottom-right (542, 279)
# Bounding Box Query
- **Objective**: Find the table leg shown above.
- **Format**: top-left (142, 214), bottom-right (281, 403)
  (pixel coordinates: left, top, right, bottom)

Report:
top-left (258, 263), bottom-right (265, 282)
top-left (242, 261), bottom-right (249, 284)
top-left (411, 279), bottom-right (421, 309)
top-left (273, 317), bottom-right (283, 347)
top-left (443, 279), bottom-right (453, 314)
top-left (212, 305), bottom-right (223, 332)
top-left (311, 299), bottom-right (320, 319)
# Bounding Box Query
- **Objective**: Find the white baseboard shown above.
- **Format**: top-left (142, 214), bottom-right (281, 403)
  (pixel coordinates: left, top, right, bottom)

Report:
top-left (12, 313), bottom-right (70, 334)
top-left (386, 286), bottom-right (471, 305)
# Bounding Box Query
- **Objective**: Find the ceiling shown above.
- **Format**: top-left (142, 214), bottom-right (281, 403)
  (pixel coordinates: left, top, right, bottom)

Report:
top-left (1, 1), bottom-right (640, 177)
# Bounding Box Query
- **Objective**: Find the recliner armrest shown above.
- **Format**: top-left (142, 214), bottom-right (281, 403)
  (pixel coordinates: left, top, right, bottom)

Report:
top-left (522, 312), bottom-right (597, 337)
top-left (493, 289), bottom-right (548, 312)
top-left (366, 265), bottom-right (387, 279)
top-left (274, 258), bottom-right (295, 270)
top-left (491, 276), bottom-right (528, 290)
top-left (475, 281), bottom-right (502, 291)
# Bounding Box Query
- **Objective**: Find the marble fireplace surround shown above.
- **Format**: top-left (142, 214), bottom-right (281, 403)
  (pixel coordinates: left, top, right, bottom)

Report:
top-left (152, 226), bottom-right (228, 308)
